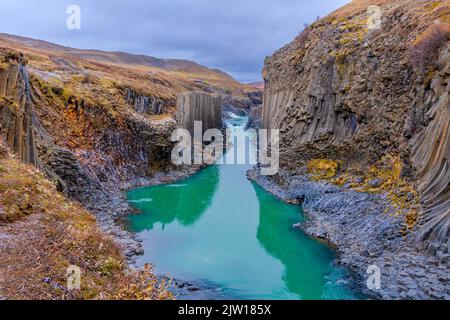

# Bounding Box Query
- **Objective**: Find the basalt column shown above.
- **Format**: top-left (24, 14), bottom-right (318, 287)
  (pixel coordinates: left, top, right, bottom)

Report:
top-left (175, 92), bottom-right (222, 136)
top-left (0, 54), bottom-right (39, 167)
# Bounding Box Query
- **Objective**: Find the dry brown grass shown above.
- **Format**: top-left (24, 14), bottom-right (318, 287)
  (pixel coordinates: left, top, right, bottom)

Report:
top-left (307, 159), bottom-right (341, 181)
top-left (306, 154), bottom-right (420, 233)
top-left (0, 33), bottom-right (252, 108)
top-left (409, 21), bottom-right (450, 74)
top-left (328, 0), bottom-right (391, 20)
top-left (0, 145), bottom-right (173, 300)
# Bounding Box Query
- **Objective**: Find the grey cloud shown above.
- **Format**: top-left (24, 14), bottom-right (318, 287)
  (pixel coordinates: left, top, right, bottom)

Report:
top-left (0, 0), bottom-right (350, 82)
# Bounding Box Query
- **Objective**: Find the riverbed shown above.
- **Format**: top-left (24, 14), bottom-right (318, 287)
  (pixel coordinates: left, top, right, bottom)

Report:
top-left (126, 116), bottom-right (359, 299)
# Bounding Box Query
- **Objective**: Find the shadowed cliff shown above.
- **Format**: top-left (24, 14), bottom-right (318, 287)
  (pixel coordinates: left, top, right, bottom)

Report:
top-left (261, 0), bottom-right (449, 253)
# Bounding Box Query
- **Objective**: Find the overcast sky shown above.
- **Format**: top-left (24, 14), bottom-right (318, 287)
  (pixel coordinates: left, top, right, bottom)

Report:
top-left (0, 0), bottom-right (349, 82)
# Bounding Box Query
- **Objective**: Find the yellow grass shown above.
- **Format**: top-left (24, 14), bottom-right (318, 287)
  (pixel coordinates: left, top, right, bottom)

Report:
top-left (0, 144), bottom-right (173, 300)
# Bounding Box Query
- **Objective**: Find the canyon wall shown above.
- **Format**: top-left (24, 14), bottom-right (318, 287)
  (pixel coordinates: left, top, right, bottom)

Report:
top-left (125, 88), bottom-right (175, 115)
top-left (0, 52), bottom-right (38, 167)
top-left (410, 64), bottom-right (449, 249)
top-left (175, 92), bottom-right (222, 135)
top-left (0, 50), bottom-right (177, 202)
top-left (261, 0), bottom-right (449, 251)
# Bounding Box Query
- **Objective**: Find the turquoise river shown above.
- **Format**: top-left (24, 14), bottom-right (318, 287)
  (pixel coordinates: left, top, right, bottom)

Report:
top-left (126, 116), bottom-right (360, 300)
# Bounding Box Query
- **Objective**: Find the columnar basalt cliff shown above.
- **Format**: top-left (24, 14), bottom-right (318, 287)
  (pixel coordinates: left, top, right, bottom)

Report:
top-left (0, 142), bottom-right (173, 300)
top-left (0, 50), bottom-right (180, 262)
top-left (410, 74), bottom-right (449, 250)
top-left (253, 0), bottom-right (449, 299)
top-left (175, 92), bottom-right (222, 135)
top-left (0, 52), bottom-right (176, 200)
top-left (0, 54), bottom-right (178, 299)
top-left (0, 53), bottom-right (38, 167)
top-left (125, 88), bottom-right (175, 115)
top-left (0, 30), bottom-right (261, 197)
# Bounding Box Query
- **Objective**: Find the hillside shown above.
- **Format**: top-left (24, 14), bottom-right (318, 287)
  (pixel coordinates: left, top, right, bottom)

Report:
top-left (248, 81), bottom-right (265, 90)
top-left (0, 142), bottom-right (173, 299)
top-left (0, 33), bottom-right (259, 113)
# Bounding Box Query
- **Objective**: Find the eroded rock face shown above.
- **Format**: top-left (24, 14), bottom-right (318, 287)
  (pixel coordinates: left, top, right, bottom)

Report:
top-left (175, 92), bottom-right (222, 135)
top-left (0, 50), bottom-right (183, 260)
top-left (261, 0), bottom-right (449, 251)
top-left (246, 106), bottom-right (262, 130)
top-left (125, 88), bottom-right (174, 115)
top-left (0, 51), bottom-right (177, 199)
top-left (0, 53), bottom-right (39, 167)
top-left (411, 56), bottom-right (449, 251)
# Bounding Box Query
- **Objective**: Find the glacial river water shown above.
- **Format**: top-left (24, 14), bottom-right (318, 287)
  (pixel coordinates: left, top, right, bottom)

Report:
top-left (126, 116), bottom-right (359, 299)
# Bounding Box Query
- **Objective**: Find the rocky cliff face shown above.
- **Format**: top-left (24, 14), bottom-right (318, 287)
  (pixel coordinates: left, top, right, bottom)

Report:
top-left (175, 92), bottom-right (222, 135)
top-left (0, 31), bottom-right (259, 259)
top-left (0, 33), bottom-right (262, 116)
top-left (261, 0), bottom-right (449, 252)
top-left (0, 51), bottom-right (178, 200)
top-left (0, 50), bottom-right (185, 259)
top-left (0, 28), bottom-right (263, 256)
top-left (410, 66), bottom-right (449, 250)
top-left (0, 52), bottom-right (38, 167)
top-left (0, 34), bottom-right (262, 195)
top-left (125, 88), bottom-right (175, 115)
top-left (245, 105), bottom-right (262, 130)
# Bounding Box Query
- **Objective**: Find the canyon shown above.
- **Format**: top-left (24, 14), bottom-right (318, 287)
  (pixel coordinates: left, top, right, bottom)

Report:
top-left (0, 0), bottom-right (449, 300)
top-left (0, 33), bottom-right (261, 298)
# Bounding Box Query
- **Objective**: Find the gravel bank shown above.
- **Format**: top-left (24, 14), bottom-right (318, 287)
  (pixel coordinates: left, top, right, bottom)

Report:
top-left (247, 167), bottom-right (449, 300)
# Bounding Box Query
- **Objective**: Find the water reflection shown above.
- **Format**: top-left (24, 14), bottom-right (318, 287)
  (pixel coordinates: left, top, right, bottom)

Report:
top-left (126, 118), bottom-right (359, 299)
top-left (128, 165), bottom-right (219, 230)
top-left (252, 182), bottom-right (333, 299)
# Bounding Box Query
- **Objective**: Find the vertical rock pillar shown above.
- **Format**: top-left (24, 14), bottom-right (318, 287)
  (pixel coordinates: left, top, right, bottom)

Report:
top-left (0, 55), bottom-right (39, 168)
top-left (175, 92), bottom-right (222, 136)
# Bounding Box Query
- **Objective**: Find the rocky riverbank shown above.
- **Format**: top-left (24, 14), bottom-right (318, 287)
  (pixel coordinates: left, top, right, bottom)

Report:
top-left (247, 167), bottom-right (449, 300)
top-left (90, 165), bottom-right (203, 264)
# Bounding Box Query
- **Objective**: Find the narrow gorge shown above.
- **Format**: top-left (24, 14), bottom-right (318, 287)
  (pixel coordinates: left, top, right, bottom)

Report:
top-left (0, 0), bottom-right (449, 301)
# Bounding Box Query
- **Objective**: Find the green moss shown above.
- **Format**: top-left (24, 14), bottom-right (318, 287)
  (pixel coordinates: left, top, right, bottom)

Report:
top-left (331, 49), bottom-right (354, 80)
top-left (31, 75), bottom-right (55, 98)
top-left (425, 1), bottom-right (442, 10)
